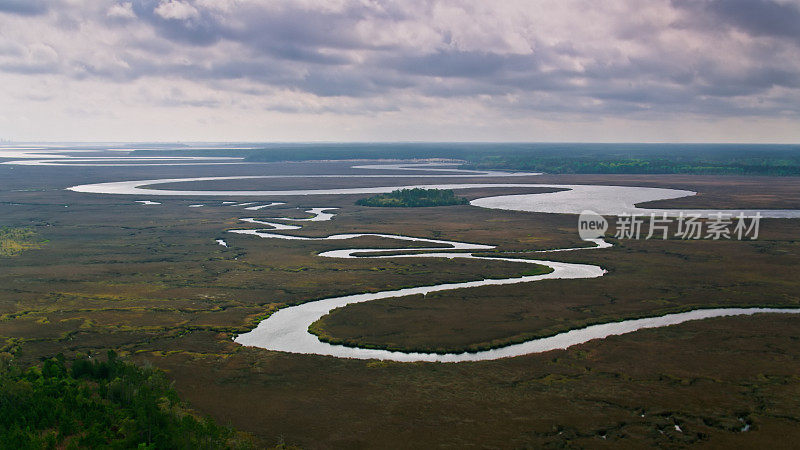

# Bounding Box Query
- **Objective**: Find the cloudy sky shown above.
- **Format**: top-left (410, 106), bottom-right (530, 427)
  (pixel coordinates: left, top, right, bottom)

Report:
top-left (1, 0), bottom-right (799, 142)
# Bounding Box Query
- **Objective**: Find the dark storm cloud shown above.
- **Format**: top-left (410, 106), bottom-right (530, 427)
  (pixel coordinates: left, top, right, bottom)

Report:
top-left (674, 0), bottom-right (800, 43)
top-left (129, 0), bottom-right (387, 62)
top-left (386, 50), bottom-right (536, 78)
top-left (695, 66), bottom-right (800, 97)
top-left (0, 0), bottom-right (48, 16)
top-left (224, 4), bottom-right (386, 51)
top-left (297, 69), bottom-right (416, 97)
top-left (1, 0), bottom-right (799, 123)
top-left (0, 60), bottom-right (58, 74)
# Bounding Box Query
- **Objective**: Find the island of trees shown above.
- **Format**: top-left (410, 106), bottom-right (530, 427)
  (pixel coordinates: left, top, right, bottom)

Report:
top-left (356, 188), bottom-right (469, 207)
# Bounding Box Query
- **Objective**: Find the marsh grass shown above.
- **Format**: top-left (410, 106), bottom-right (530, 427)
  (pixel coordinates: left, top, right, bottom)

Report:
top-left (3, 163), bottom-right (800, 447)
top-left (0, 227), bottom-right (43, 257)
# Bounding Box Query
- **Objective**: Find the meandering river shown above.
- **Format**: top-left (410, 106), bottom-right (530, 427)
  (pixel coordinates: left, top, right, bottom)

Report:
top-left (54, 160), bottom-right (800, 361)
top-left (224, 208), bottom-right (800, 362)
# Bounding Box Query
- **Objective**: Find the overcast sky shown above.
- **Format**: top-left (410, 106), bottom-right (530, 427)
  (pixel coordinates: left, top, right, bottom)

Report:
top-left (1, 0), bottom-right (799, 143)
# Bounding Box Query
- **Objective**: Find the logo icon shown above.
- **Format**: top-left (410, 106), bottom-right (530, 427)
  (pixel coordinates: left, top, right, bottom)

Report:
top-left (578, 210), bottom-right (608, 240)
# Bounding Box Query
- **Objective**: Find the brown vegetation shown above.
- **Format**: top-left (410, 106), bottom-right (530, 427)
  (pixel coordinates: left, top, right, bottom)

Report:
top-left (1, 162), bottom-right (800, 447)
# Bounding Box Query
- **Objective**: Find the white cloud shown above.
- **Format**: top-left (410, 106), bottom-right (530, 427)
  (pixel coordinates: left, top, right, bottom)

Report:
top-left (107, 2), bottom-right (136, 19)
top-left (154, 1), bottom-right (200, 21)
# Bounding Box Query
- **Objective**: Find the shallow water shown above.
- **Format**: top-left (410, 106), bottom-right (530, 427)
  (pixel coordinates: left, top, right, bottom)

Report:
top-left (237, 303), bottom-right (800, 362)
top-left (4, 156), bottom-right (248, 166)
top-left (229, 205), bottom-right (800, 362)
top-left (59, 162), bottom-right (800, 361)
top-left (471, 187), bottom-right (800, 218)
top-left (244, 202), bottom-right (285, 210)
top-left (270, 207), bottom-right (339, 222)
top-left (66, 165), bottom-right (800, 218)
top-left (232, 216), bottom-right (800, 361)
top-left (229, 213), bottom-right (603, 361)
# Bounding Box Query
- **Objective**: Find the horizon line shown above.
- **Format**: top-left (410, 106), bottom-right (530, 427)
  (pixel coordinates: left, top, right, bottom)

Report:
top-left (2, 141), bottom-right (799, 146)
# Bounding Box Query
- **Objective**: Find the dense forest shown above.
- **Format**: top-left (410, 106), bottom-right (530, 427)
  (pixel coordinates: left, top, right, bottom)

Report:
top-left (132, 143), bottom-right (800, 176)
top-left (356, 188), bottom-right (469, 207)
top-left (0, 352), bottom-right (254, 449)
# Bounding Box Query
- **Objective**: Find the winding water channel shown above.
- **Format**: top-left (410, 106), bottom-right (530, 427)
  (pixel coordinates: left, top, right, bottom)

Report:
top-left (54, 160), bottom-right (800, 362)
top-left (228, 210), bottom-right (800, 362)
